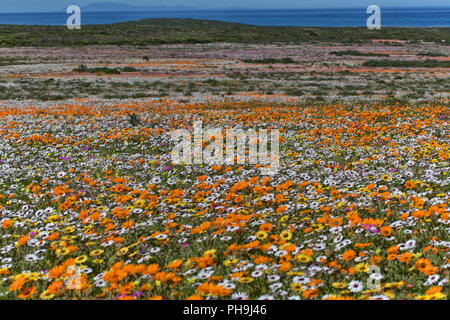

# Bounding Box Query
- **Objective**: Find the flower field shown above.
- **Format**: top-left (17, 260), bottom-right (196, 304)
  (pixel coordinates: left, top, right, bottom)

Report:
top-left (0, 100), bottom-right (448, 300)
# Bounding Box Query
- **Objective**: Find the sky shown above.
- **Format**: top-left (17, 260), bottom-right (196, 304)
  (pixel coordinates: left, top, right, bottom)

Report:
top-left (1, 0), bottom-right (449, 13)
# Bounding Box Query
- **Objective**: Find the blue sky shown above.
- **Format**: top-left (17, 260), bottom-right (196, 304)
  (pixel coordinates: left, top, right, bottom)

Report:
top-left (1, 0), bottom-right (450, 13)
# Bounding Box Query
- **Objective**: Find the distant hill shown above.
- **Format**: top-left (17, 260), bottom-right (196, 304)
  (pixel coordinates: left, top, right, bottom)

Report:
top-left (1, 18), bottom-right (448, 47)
top-left (83, 2), bottom-right (196, 12)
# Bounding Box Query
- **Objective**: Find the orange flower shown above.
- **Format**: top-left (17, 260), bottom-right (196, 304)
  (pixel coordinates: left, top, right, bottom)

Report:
top-left (1, 219), bottom-right (12, 229)
top-left (18, 286), bottom-right (37, 299)
top-left (259, 223), bottom-right (273, 232)
top-left (47, 280), bottom-right (64, 294)
top-left (145, 264), bottom-right (160, 275)
top-left (398, 252), bottom-right (413, 264)
top-left (300, 248), bottom-right (314, 256)
top-left (49, 265), bottom-right (65, 279)
top-left (166, 259), bottom-right (183, 270)
top-left (186, 294), bottom-right (203, 300)
top-left (279, 262), bottom-right (292, 272)
top-left (342, 249), bottom-right (356, 261)
top-left (404, 180), bottom-right (417, 189)
top-left (380, 226), bottom-right (392, 237)
top-left (415, 258), bottom-right (438, 276)
top-left (53, 185), bottom-right (67, 197)
top-left (17, 235), bottom-right (29, 247)
top-left (387, 254), bottom-right (397, 260)
top-left (9, 276), bottom-right (26, 291)
top-left (302, 288), bottom-right (319, 299)
top-left (415, 258), bottom-right (437, 275)
top-left (328, 217), bottom-right (343, 227)
top-left (425, 286), bottom-right (442, 296)
top-left (234, 195), bottom-right (243, 203)
top-left (197, 283), bottom-right (231, 297)
top-left (387, 245), bottom-right (399, 254)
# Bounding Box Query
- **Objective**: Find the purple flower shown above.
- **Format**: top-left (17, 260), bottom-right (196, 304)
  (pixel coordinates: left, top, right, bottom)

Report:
top-left (361, 224), bottom-right (380, 234)
top-left (133, 291), bottom-right (144, 298)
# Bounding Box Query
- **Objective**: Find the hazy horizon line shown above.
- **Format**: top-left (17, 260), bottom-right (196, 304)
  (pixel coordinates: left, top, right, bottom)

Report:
top-left (2, 5), bottom-right (450, 14)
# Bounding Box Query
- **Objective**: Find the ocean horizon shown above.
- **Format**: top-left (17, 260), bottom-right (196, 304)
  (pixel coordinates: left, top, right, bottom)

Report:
top-left (0, 7), bottom-right (450, 27)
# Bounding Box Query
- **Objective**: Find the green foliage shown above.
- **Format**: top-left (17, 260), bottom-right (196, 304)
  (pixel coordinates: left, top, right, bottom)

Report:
top-left (0, 56), bottom-right (29, 66)
top-left (73, 65), bottom-right (138, 74)
top-left (362, 59), bottom-right (450, 68)
top-left (242, 57), bottom-right (297, 64)
top-left (127, 112), bottom-right (141, 126)
top-left (330, 50), bottom-right (389, 57)
top-left (0, 19), bottom-right (448, 47)
top-left (417, 52), bottom-right (447, 57)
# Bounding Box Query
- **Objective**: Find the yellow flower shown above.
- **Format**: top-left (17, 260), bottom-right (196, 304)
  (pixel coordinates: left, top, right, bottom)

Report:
top-left (184, 260), bottom-right (194, 268)
top-left (204, 249), bottom-right (216, 257)
top-left (355, 262), bottom-right (369, 273)
top-left (63, 226), bottom-right (75, 233)
top-left (129, 250), bottom-right (138, 257)
top-left (224, 259), bottom-right (238, 266)
top-left (187, 277), bottom-right (196, 284)
top-left (40, 291), bottom-right (55, 300)
top-left (75, 255), bottom-right (88, 264)
top-left (256, 231), bottom-right (268, 240)
top-left (362, 289), bottom-right (380, 294)
top-left (92, 259), bottom-right (103, 264)
top-left (312, 224), bottom-right (324, 232)
top-left (117, 247), bottom-right (128, 256)
top-left (332, 282), bottom-right (347, 289)
top-left (0, 266), bottom-right (9, 275)
top-left (48, 215), bottom-right (60, 222)
top-left (291, 283), bottom-right (304, 292)
top-left (280, 230), bottom-right (292, 241)
top-left (381, 174), bottom-right (391, 182)
top-left (55, 248), bottom-right (70, 256)
top-left (90, 249), bottom-right (104, 256)
top-left (295, 254), bottom-right (311, 263)
top-left (28, 275), bottom-right (40, 281)
top-left (134, 199), bottom-right (146, 208)
top-left (287, 271), bottom-right (304, 276)
top-left (426, 292), bottom-right (446, 300)
top-left (238, 277), bottom-right (254, 283)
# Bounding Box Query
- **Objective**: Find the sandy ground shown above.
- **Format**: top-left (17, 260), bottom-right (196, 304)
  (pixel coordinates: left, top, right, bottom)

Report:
top-left (0, 42), bottom-right (449, 103)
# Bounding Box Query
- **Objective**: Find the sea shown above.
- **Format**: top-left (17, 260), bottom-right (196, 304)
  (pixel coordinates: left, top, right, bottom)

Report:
top-left (0, 7), bottom-right (449, 27)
